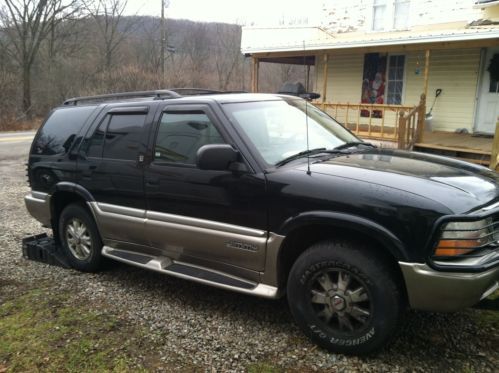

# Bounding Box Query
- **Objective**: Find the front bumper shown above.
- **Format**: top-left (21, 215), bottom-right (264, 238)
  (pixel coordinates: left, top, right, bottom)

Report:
top-left (24, 191), bottom-right (51, 227)
top-left (399, 262), bottom-right (499, 312)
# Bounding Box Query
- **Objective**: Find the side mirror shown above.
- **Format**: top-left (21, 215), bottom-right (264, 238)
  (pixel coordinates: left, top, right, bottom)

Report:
top-left (196, 144), bottom-right (239, 171)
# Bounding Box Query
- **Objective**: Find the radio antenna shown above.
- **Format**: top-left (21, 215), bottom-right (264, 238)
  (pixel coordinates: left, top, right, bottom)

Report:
top-left (303, 40), bottom-right (311, 175)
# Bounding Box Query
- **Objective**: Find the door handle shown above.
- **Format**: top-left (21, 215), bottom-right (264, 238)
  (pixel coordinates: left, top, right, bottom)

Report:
top-left (81, 165), bottom-right (97, 178)
top-left (146, 177), bottom-right (159, 186)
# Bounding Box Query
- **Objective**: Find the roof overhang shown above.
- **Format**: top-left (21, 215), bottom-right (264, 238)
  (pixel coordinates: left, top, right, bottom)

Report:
top-left (241, 23), bottom-right (499, 56)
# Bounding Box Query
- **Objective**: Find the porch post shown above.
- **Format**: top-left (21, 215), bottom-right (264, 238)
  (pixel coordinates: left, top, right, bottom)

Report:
top-left (490, 116), bottom-right (499, 170)
top-left (251, 57), bottom-right (259, 93)
top-left (416, 93), bottom-right (426, 143)
top-left (398, 110), bottom-right (407, 149)
top-left (322, 53), bottom-right (329, 109)
top-left (423, 49), bottom-right (431, 99)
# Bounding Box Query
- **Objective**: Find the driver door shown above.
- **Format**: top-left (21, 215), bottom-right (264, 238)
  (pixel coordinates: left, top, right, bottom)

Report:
top-left (144, 104), bottom-right (268, 276)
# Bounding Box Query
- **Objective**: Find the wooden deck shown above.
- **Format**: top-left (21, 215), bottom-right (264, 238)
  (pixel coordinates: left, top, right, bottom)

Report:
top-left (413, 131), bottom-right (492, 165)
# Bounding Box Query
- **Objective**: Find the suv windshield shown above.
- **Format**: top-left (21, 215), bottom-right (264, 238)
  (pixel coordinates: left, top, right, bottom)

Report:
top-left (223, 98), bottom-right (358, 166)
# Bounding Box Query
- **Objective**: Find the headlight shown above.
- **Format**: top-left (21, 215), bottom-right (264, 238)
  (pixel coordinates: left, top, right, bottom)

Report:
top-left (434, 218), bottom-right (497, 257)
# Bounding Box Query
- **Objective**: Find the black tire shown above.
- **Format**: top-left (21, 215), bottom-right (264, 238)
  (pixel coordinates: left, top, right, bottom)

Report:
top-left (58, 203), bottom-right (103, 272)
top-left (287, 240), bottom-right (402, 355)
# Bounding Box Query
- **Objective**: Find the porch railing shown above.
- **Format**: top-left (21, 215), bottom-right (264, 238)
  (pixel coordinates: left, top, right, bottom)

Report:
top-left (316, 94), bottom-right (426, 149)
top-left (398, 94), bottom-right (426, 149)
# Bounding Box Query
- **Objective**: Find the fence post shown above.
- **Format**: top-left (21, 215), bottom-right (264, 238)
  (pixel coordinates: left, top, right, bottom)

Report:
top-left (490, 116), bottom-right (499, 171)
top-left (398, 111), bottom-right (407, 149)
top-left (416, 93), bottom-right (426, 143)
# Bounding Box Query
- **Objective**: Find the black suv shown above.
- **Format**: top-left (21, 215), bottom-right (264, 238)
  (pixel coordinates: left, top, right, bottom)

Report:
top-left (25, 89), bottom-right (499, 354)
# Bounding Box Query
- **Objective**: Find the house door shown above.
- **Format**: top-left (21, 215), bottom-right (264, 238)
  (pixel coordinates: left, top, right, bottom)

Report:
top-left (475, 47), bottom-right (499, 134)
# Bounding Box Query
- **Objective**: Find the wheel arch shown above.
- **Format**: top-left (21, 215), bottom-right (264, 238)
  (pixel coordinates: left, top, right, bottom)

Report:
top-left (50, 182), bottom-right (95, 243)
top-left (269, 211), bottom-right (408, 291)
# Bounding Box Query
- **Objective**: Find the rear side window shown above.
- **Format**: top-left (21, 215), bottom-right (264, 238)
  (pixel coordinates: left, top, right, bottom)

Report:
top-left (154, 111), bottom-right (224, 164)
top-left (33, 106), bottom-right (95, 156)
top-left (85, 117), bottom-right (108, 158)
top-left (82, 113), bottom-right (147, 160)
top-left (103, 114), bottom-right (147, 160)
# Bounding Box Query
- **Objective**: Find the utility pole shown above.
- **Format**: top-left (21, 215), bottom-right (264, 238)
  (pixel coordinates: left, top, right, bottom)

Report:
top-left (160, 0), bottom-right (166, 87)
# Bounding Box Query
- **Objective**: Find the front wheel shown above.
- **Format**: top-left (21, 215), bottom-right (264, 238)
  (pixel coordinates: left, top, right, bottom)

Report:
top-left (287, 240), bottom-right (403, 355)
top-left (58, 203), bottom-right (103, 272)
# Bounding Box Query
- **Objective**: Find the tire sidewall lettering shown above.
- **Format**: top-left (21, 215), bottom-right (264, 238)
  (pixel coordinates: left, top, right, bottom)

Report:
top-left (309, 324), bottom-right (376, 346)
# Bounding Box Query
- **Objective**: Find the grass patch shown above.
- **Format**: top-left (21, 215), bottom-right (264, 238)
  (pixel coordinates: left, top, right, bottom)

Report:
top-left (488, 289), bottom-right (499, 301)
top-left (0, 117), bottom-right (42, 132)
top-left (0, 288), bottom-right (161, 372)
top-left (473, 309), bottom-right (499, 330)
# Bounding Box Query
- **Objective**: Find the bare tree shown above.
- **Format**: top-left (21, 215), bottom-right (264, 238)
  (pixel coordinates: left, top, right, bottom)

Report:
top-left (182, 23), bottom-right (211, 87)
top-left (84, 0), bottom-right (136, 73)
top-left (0, 0), bottom-right (79, 118)
top-left (134, 16), bottom-right (161, 74)
top-left (214, 23), bottom-right (242, 91)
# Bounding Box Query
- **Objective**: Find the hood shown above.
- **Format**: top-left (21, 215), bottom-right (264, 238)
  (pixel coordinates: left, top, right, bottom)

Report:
top-left (295, 149), bottom-right (499, 214)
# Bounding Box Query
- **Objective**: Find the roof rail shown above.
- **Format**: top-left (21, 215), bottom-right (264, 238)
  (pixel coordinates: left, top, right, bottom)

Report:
top-left (170, 88), bottom-right (248, 96)
top-left (170, 88), bottom-right (223, 96)
top-left (62, 89), bottom-right (182, 106)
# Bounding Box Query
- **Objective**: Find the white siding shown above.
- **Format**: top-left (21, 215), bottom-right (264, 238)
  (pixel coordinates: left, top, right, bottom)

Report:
top-left (317, 53), bottom-right (364, 103)
top-left (315, 48), bottom-right (481, 132)
top-left (405, 48), bottom-right (481, 131)
top-left (320, 0), bottom-right (482, 32)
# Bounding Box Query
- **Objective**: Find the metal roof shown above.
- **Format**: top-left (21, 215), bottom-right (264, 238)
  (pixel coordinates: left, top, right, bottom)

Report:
top-left (241, 22), bottom-right (499, 54)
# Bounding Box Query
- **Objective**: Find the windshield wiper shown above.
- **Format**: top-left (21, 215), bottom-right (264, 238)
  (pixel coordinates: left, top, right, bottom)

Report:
top-left (275, 147), bottom-right (339, 167)
top-left (333, 141), bottom-right (377, 151)
top-left (275, 148), bottom-right (326, 167)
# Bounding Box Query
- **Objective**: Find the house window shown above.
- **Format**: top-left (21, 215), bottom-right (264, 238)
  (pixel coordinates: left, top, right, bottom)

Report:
top-left (393, 0), bottom-right (410, 29)
top-left (360, 53), bottom-right (405, 111)
top-left (372, 0), bottom-right (387, 31)
top-left (372, 0), bottom-right (410, 31)
top-left (387, 55), bottom-right (405, 104)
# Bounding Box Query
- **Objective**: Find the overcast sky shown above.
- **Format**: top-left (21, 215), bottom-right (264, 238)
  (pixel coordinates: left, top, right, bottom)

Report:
top-left (125, 0), bottom-right (323, 26)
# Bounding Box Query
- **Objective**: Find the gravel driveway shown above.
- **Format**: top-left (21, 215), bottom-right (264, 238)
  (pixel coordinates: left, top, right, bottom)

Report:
top-left (0, 143), bottom-right (498, 372)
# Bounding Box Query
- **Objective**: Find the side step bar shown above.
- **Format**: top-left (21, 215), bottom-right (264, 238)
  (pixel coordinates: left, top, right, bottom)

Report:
top-left (102, 246), bottom-right (279, 299)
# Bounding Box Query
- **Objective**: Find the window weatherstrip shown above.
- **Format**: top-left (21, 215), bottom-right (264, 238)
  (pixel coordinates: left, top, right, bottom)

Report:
top-left (108, 106), bottom-right (149, 114)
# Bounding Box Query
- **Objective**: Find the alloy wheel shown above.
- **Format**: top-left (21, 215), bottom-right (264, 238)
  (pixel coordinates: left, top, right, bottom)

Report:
top-left (310, 269), bottom-right (372, 332)
top-left (65, 218), bottom-right (93, 261)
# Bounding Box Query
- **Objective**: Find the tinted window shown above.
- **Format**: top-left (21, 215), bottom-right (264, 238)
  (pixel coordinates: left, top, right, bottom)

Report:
top-left (33, 106), bottom-right (95, 156)
top-left (154, 111), bottom-right (224, 164)
top-left (102, 114), bottom-right (146, 160)
top-left (84, 116), bottom-right (109, 158)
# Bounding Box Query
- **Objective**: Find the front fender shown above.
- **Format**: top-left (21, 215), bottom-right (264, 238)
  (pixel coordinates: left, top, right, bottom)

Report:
top-left (51, 181), bottom-right (95, 202)
top-left (278, 210), bottom-right (407, 261)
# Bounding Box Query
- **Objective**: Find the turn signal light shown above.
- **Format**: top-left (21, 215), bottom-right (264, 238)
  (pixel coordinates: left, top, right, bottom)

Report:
top-left (434, 239), bottom-right (480, 257)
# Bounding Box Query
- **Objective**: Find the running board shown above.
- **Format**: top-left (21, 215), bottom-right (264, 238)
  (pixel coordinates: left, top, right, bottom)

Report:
top-left (101, 246), bottom-right (279, 298)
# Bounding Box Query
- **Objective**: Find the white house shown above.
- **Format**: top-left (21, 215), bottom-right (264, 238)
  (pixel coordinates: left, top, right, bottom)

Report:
top-left (242, 1), bottom-right (499, 162)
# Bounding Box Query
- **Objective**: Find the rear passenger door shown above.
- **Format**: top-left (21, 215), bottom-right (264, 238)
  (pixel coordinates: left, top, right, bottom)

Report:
top-left (144, 104), bottom-right (268, 275)
top-left (78, 106), bottom-right (152, 250)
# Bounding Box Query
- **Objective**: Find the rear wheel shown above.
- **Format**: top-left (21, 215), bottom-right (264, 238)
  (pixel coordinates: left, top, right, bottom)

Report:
top-left (287, 240), bottom-right (402, 355)
top-left (58, 203), bottom-right (103, 272)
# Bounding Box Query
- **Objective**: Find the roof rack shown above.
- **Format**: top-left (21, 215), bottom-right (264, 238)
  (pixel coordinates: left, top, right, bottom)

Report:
top-left (170, 88), bottom-right (223, 96)
top-left (62, 88), bottom-right (249, 106)
top-left (170, 88), bottom-right (248, 96)
top-left (63, 89), bottom-right (182, 106)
